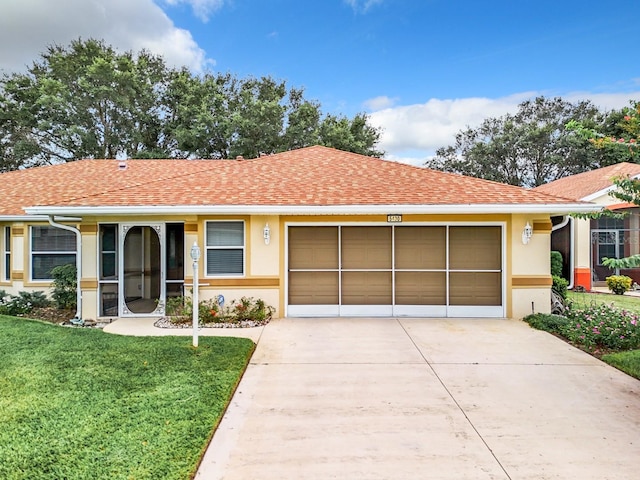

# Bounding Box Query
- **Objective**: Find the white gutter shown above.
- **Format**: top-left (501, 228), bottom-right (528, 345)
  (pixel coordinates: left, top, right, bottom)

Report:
top-left (25, 203), bottom-right (602, 217)
top-left (47, 216), bottom-right (82, 321)
top-left (552, 216), bottom-right (574, 289)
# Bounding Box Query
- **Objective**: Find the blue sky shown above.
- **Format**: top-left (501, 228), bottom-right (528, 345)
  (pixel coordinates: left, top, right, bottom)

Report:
top-left (1, 0), bottom-right (639, 163)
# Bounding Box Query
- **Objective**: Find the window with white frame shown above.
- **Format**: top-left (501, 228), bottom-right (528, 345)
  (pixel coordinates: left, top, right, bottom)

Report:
top-left (205, 221), bottom-right (244, 276)
top-left (3, 226), bottom-right (10, 281)
top-left (31, 226), bottom-right (77, 280)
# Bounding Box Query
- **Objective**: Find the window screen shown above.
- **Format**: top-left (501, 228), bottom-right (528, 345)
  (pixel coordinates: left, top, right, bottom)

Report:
top-left (205, 222), bottom-right (244, 275)
top-left (31, 226), bottom-right (76, 280)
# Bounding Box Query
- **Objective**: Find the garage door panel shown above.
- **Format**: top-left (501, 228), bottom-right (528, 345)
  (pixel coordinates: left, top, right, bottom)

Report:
top-left (289, 227), bottom-right (338, 269)
top-left (449, 272), bottom-right (502, 306)
top-left (342, 271), bottom-right (392, 305)
top-left (449, 226), bottom-right (501, 270)
top-left (395, 271), bottom-right (446, 305)
top-left (289, 271), bottom-right (338, 305)
top-left (395, 226), bottom-right (446, 269)
top-left (342, 227), bottom-right (392, 269)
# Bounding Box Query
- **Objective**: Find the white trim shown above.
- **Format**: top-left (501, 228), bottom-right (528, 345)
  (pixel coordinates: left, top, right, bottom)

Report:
top-left (118, 223), bottom-right (165, 318)
top-left (24, 203), bottom-right (600, 217)
top-left (393, 305), bottom-right (447, 317)
top-left (447, 306), bottom-right (505, 317)
top-left (204, 220), bottom-right (246, 278)
top-left (29, 224), bottom-right (78, 282)
top-left (340, 305), bottom-right (394, 316)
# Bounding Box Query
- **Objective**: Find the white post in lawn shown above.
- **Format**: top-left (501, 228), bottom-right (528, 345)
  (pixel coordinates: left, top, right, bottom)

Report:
top-left (190, 241), bottom-right (201, 348)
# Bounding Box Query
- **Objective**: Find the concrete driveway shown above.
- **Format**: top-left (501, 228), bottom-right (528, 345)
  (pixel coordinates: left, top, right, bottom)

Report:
top-left (195, 318), bottom-right (640, 480)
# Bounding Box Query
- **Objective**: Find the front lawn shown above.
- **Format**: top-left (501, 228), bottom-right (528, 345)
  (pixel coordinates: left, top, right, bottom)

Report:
top-left (568, 290), bottom-right (640, 313)
top-left (525, 291), bottom-right (640, 380)
top-left (602, 350), bottom-right (640, 379)
top-left (0, 316), bottom-right (255, 480)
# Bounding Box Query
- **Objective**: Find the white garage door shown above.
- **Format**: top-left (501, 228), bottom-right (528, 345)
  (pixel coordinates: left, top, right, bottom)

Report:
top-left (287, 225), bottom-right (504, 317)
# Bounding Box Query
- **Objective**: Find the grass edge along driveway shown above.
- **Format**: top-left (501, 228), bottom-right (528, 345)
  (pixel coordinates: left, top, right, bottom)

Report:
top-left (0, 316), bottom-right (255, 480)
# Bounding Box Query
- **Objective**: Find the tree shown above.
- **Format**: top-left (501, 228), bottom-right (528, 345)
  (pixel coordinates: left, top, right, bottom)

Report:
top-left (426, 97), bottom-right (622, 187)
top-left (318, 112), bottom-right (384, 157)
top-left (0, 39), bottom-right (172, 166)
top-left (0, 39), bottom-right (383, 170)
top-left (567, 101), bottom-right (639, 158)
top-left (569, 103), bottom-right (640, 269)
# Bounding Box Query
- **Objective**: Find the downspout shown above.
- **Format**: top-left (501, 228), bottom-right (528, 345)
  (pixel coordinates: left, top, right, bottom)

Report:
top-left (47, 216), bottom-right (82, 321)
top-left (552, 215), bottom-right (574, 289)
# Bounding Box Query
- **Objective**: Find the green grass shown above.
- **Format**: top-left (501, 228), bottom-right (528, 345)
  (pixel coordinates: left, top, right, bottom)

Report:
top-left (568, 290), bottom-right (640, 313)
top-left (0, 316), bottom-right (255, 480)
top-left (602, 350), bottom-right (640, 379)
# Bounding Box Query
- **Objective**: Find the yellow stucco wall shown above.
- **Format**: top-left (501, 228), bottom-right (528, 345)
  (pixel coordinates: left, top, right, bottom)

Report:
top-left (2, 213), bottom-right (553, 320)
top-left (509, 214), bottom-right (552, 318)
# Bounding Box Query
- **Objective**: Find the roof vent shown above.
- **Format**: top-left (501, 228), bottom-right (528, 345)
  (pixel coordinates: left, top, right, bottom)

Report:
top-left (118, 160), bottom-right (127, 170)
top-left (236, 155), bottom-right (244, 161)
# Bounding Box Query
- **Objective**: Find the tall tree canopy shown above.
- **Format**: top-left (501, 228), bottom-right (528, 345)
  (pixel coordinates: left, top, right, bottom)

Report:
top-left (0, 39), bottom-right (383, 171)
top-left (426, 97), bottom-right (632, 188)
top-left (567, 101), bottom-right (639, 159)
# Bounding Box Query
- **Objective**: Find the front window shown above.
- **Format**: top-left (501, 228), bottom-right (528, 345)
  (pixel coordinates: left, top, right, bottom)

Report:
top-left (31, 226), bottom-right (76, 280)
top-left (3, 226), bottom-right (10, 281)
top-left (205, 221), bottom-right (244, 276)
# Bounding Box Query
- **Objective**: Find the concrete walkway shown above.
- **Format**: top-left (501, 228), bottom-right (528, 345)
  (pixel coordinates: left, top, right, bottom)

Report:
top-left (103, 317), bottom-right (264, 342)
top-left (192, 317), bottom-right (640, 480)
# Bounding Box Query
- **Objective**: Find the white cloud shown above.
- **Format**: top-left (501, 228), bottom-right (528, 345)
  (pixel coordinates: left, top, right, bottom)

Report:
top-left (363, 95), bottom-right (397, 111)
top-left (344, 0), bottom-right (384, 13)
top-left (164, 0), bottom-right (224, 22)
top-left (0, 0), bottom-right (212, 74)
top-left (369, 91), bottom-right (640, 165)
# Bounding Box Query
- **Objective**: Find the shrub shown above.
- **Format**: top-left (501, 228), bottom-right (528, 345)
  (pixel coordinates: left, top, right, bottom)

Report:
top-left (605, 275), bottom-right (633, 295)
top-left (50, 264), bottom-right (77, 309)
top-left (550, 251), bottom-right (563, 277)
top-left (165, 296), bottom-right (191, 323)
top-left (164, 295), bottom-right (275, 324)
top-left (0, 290), bottom-right (50, 316)
top-left (523, 313), bottom-right (568, 334)
top-left (563, 303), bottom-right (640, 350)
top-left (552, 275), bottom-right (569, 299)
top-left (199, 298), bottom-right (222, 324)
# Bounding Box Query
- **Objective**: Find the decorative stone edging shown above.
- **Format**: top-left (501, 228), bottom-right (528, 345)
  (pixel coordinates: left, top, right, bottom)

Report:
top-left (154, 317), bottom-right (270, 329)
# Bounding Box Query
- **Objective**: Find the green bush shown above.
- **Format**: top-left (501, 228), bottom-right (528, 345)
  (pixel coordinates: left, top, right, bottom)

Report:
top-left (551, 251), bottom-right (563, 277)
top-left (606, 275), bottom-right (633, 295)
top-left (0, 290), bottom-right (50, 316)
top-left (523, 313), bottom-right (569, 334)
top-left (50, 264), bottom-right (77, 309)
top-left (164, 295), bottom-right (191, 323)
top-left (552, 275), bottom-right (569, 299)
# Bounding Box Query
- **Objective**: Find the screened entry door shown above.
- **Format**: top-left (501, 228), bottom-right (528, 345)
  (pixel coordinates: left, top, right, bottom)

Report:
top-left (287, 225), bottom-right (504, 317)
top-left (98, 224), bottom-right (184, 317)
top-left (121, 225), bottom-right (162, 315)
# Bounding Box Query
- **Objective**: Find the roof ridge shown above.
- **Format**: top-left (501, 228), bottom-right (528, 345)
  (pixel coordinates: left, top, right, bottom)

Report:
top-left (35, 159), bottom-right (233, 207)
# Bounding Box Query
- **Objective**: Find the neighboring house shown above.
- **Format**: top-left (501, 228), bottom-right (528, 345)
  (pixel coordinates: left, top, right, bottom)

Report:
top-left (534, 162), bottom-right (640, 290)
top-left (0, 146), bottom-right (596, 320)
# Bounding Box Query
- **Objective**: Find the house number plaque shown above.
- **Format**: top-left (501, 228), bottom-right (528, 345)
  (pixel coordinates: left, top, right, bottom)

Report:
top-left (387, 214), bottom-right (402, 223)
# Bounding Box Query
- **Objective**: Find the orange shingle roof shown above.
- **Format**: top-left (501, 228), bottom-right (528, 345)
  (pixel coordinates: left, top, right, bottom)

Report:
top-left (533, 162), bottom-right (640, 201)
top-left (0, 146), bottom-right (588, 216)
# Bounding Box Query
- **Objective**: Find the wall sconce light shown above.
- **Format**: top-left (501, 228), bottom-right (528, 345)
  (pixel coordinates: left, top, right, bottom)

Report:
top-left (522, 222), bottom-right (533, 245)
top-left (263, 223), bottom-right (271, 245)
